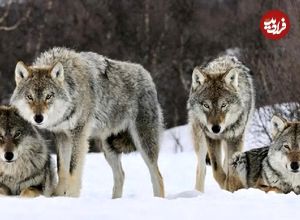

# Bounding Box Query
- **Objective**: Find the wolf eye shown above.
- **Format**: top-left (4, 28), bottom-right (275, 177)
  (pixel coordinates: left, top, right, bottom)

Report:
top-left (202, 103), bottom-right (210, 109)
top-left (221, 103), bottom-right (227, 109)
top-left (26, 95), bottom-right (33, 101)
top-left (283, 144), bottom-right (290, 150)
top-left (45, 94), bottom-right (53, 100)
top-left (14, 131), bottom-right (22, 139)
top-left (0, 135), bottom-right (3, 142)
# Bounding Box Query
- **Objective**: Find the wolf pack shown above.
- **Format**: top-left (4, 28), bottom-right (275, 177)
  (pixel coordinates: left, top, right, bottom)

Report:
top-left (0, 47), bottom-right (299, 198)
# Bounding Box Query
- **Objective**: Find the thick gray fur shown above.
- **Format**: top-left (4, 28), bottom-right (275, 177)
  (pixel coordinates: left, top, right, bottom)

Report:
top-left (10, 47), bottom-right (165, 197)
top-left (0, 106), bottom-right (56, 197)
top-left (232, 120), bottom-right (300, 194)
top-left (188, 55), bottom-right (255, 192)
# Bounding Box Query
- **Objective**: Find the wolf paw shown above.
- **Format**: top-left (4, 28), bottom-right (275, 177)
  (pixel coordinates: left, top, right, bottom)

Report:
top-left (20, 187), bottom-right (41, 198)
top-left (54, 181), bottom-right (80, 197)
top-left (0, 186), bottom-right (11, 196)
top-left (224, 175), bottom-right (244, 192)
top-left (53, 184), bottom-right (66, 196)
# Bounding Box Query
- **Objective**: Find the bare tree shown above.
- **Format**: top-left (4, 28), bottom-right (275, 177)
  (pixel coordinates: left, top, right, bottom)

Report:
top-left (250, 102), bottom-right (300, 147)
top-left (1, 0), bottom-right (300, 129)
top-left (0, 0), bottom-right (31, 31)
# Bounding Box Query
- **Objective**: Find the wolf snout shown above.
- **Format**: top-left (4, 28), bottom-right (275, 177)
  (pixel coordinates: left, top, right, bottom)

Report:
top-left (211, 124), bottom-right (221, 134)
top-left (290, 162), bottom-right (300, 172)
top-left (4, 151), bottom-right (14, 162)
top-left (34, 114), bottom-right (44, 124)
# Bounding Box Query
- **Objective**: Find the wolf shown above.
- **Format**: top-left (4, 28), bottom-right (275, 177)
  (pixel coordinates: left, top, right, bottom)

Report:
top-left (187, 55), bottom-right (254, 192)
top-left (0, 106), bottom-right (56, 197)
top-left (10, 47), bottom-right (164, 198)
top-left (231, 115), bottom-right (300, 194)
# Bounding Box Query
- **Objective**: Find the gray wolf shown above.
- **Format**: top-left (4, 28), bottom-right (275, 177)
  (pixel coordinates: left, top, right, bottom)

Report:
top-left (0, 106), bottom-right (56, 197)
top-left (187, 55), bottom-right (254, 192)
top-left (232, 115), bottom-right (300, 194)
top-left (10, 47), bottom-right (164, 198)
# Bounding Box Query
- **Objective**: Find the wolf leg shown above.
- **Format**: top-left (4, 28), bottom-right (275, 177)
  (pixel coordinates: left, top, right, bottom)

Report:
top-left (54, 132), bottom-right (72, 196)
top-left (224, 136), bottom-right (244, 192)
top-left (54, 126), bottom-right (89, 197)
top-left (102, 140), bottom-right (125, 199)
top-left (20, 187), bottom-right (42, 198)
top-left (129, 123), bottom-right (165, 198)
top-left (67, 125), bottom-right (90, 197)
top-left (43, 161), bottom-right (57, 197)
top-left (192, 123), bottom-right (206, 192)
top-left (206, 137), bottom-right (226, 189)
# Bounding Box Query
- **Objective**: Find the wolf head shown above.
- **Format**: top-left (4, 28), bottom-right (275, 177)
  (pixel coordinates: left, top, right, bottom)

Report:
top-left (10, 61), bottom-right (71, 128)
top-left (188, 56), bottom-right (246, 136)
top-left (269, 115), bottom-right (300, 174)
top-left (0, 106), bottom-right (38, 163)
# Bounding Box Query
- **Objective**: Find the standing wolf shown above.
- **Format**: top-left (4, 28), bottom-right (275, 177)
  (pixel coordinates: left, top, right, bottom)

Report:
top-left (11, 47), bottom-right (164, 198)
top-left (0, 106), bottom-right (56, 197)
top-left (188, 55), bottom-right (254, 192)
top-left (232, 115), bottom-right (300, 194)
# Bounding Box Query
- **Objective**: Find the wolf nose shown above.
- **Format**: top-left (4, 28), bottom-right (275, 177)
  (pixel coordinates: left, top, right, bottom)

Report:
top-left (212, 125), bottom-right (221, 134)
top-left (34, 114), bottom-right (44, 124)
top-left (290, 162), bottom-right (299, 172)
top-left (4, 152), bottom-right (14, 161)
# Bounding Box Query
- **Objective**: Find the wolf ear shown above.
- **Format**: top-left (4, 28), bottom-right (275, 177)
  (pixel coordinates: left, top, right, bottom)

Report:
top-left (224, 69), bottom-right (239, 90)
top-left (50, 62), bottom-right (64, 83)
top-left (15, 61), bottom-right (30, 85)
top-left (271, 115), bottom-right (287, 138)
top-left (192, 68), bottom-right (206, 89)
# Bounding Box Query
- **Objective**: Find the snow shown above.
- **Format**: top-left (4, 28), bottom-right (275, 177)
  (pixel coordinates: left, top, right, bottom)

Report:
top-left (1, 122), bottom-right (300, 219)
top-left (1, 152), bottom-right (299, 220)
top-left (2, 105), bottom-right (300, 219)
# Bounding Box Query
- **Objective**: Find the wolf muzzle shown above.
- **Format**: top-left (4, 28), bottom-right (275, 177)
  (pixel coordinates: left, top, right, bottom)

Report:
top-left (211, 124), bottom-right (221, 134)
top-left (4, 151), bottom-right (14, 162)
top-left (290, 161), bottom-right (299, 172)
top-left (34, 114), bottom-right (44, 124)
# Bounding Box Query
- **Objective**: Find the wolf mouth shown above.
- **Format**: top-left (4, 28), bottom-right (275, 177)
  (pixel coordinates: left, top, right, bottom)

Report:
top-left (5, 160), bottom-right (15, 163)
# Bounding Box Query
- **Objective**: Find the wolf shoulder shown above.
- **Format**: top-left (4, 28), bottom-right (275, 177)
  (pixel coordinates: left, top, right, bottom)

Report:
top-left (231, 146), bottom-right (269, 187)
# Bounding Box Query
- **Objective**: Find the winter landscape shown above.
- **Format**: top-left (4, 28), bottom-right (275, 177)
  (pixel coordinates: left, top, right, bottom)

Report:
top-left (1, 109), bottom-right (299, 220)
top-left (1, 1), bottom-right (300, 220)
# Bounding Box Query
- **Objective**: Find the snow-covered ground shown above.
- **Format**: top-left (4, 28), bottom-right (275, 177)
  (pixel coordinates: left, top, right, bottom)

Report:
top-left (1, 104), bottom-right (299, 219)
top-left (1, 122), bottom-right (300, 220)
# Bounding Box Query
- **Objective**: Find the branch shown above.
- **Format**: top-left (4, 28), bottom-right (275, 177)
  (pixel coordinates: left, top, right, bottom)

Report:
top-left (170, 130), bottom-right (184, 153)
top-left (257, 108), bottom-right (272, 143)
top-left (0, 0), bottom-right (12, 24)
top-left (0, 1), bottom-right (31, 31)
